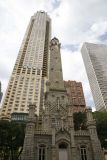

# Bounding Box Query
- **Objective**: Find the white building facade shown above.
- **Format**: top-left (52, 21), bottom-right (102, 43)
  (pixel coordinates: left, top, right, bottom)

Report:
top-left (81, 42), bottom-right (107, 111)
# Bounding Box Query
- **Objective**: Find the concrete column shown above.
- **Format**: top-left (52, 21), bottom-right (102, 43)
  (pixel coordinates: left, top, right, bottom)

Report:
top-left (52, 147), bottom-right (57, 160)
top-left (52, 127), bottom-right (55, 146)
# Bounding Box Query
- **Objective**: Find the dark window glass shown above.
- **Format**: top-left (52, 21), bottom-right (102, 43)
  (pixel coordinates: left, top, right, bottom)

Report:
top-left (39, 145), bottom-right (46, 160)
top-left (80, 146), bottom-right (87, 160)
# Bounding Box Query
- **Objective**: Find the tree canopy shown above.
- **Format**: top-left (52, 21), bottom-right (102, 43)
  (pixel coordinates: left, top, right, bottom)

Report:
top-left (73, 111), bottom-right (107, 149)
top-left (0, 120), bottom-right (25, 160)
top-left (73, 112), bottom-right (87, 130)
top-left (93, 111), bottom-right (107, 149)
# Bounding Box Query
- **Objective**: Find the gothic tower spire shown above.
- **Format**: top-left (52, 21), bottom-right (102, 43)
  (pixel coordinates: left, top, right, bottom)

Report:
top-left (49, 37), bottom-right (65, 91)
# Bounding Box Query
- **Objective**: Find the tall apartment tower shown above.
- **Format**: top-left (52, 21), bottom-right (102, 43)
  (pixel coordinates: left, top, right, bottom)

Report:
top-left (0, 81), bottom-right (3, 103)
top-left (64, 80), bottom-right (86, 112)
top-left (0, 11), bottom-right (51, 118)
top-left (81, 42), bottom-right (107, 111)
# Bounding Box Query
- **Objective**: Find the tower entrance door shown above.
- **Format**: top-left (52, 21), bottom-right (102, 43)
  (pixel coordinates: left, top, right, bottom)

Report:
top-left (59, 143), bottom-right (68, 160)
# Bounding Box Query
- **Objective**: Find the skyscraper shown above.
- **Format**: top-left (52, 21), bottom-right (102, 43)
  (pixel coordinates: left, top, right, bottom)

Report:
top-left (64, 80), bottom-right (86, 112)
top-left (0, 11), bottom-right (51, 118)
top-left (81, 42), bottom-right (107, 111)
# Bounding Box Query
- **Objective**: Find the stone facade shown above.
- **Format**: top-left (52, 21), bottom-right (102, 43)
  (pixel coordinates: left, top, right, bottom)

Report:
top-left (21, 38), bottom-right (105, 160)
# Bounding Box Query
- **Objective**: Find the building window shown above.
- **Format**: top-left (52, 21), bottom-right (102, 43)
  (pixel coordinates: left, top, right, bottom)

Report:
top-left (37, 69), bottom-right (40, 75)
top-left (80, 146), bottom-right (87, 160)
top-left (39, 145), bottom-right (46, 160)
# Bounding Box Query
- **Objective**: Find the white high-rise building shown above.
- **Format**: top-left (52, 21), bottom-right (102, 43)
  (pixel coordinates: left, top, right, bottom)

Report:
top-left (0, 11), bottom-right (51, 118)
top-left (81, 42), bottom-right (107, 111)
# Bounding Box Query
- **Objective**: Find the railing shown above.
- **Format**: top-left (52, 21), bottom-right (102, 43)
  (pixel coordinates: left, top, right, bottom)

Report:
top-left (75, 130), bottom-right (89, 136)
top-left (35, 130), bottom-right (51, 135)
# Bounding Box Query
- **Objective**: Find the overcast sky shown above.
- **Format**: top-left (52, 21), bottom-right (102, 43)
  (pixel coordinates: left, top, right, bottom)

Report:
top-left (0, 0), bottom-right (107, 110)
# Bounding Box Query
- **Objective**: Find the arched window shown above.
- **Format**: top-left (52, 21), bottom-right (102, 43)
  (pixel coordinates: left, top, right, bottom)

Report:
top-left (39, 144), bottom-right (46, 160)
top-left (80, 145), bottom-right (87, 160)
top-left (59, 143), bottom-right (67, 149)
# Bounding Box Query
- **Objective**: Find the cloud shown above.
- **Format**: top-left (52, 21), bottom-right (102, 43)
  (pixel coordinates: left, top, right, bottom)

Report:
top-left (98, 32), bottom-right (107, 42)
top-left (98, 32), bottom-right (107, 44)
top-left (51, 0), bottom-right (107, 45)
top-left (62, 44), bottom-right (79, 52)
top-left (52, 0), bottom-right (61, 9)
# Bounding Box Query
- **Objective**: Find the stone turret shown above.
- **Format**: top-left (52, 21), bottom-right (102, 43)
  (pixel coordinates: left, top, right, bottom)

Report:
top-left (86, 108), bottom-right (98, 138)
top-left (49, 37), bottom-right (65, 91)
top-left (86, 108), bottom-right (105, 160)
top-left (21, 103), bottom-right (37, 160)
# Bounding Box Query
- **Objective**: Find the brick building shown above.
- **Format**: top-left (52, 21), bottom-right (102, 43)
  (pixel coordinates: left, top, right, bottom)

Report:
top-left (64, 81), bottom-right (86, 112)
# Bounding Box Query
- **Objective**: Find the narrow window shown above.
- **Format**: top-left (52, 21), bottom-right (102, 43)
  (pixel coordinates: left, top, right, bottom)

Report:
top-left (37, 69), bottom-right (40, 75)
top-left (39, 145), bottom-right (46, 160)
top-left (80, 146), bottom-right (87, 160)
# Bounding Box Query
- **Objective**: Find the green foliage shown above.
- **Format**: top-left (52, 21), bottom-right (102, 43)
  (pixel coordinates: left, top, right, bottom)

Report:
top-left (73, 112), bottom-right (87, 130)
top-left (73, 111), bottom-right (107, 149)
top-left (0, 120), bottom-right (25, 160)
top-left (93, 111), bottom-right (107, 149)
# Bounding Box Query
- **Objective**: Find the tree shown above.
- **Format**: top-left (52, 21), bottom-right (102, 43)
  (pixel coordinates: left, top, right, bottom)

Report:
top-left (93, 111), bottom-right (107, 149)
top-left (73, 112), bottom-right (87, 130)
top-left (73, 111), bottom-right (107, 149)
top-left (0, 120), bottom-right (25, 160)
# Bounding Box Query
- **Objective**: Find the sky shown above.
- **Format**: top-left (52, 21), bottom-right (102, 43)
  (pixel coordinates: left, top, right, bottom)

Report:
top-left (0, 0), bottom-right (107, 110)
